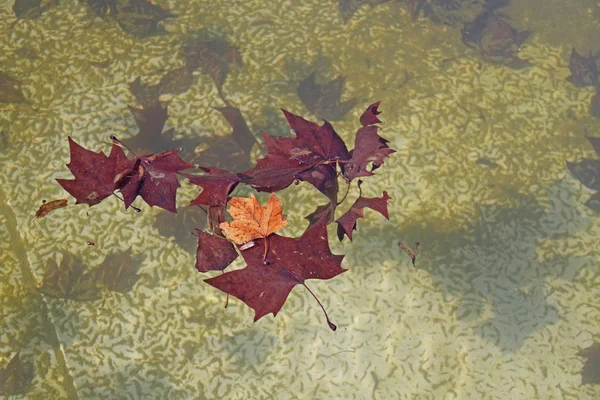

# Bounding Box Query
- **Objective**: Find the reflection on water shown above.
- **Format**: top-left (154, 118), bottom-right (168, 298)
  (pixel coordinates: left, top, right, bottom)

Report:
top-left (1, 0), bottom-right (600, 398)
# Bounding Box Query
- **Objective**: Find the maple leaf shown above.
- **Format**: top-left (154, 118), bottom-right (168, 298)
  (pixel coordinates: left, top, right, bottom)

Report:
top-left (342, 102), bottom-right (396, 182)
top-left (116, 147), bottom-right (193, 213)
top-left (239, 109), bottom-right (349, 199)
top-left (336, 191), bottom-right (391, 240)
top-left (184, 167), bottom-right (241, 207)
top-left (56, 137), bottom-right (128, 207)
top-left (219, 193), bottom-right (287, 260)
top-left (195, 229), bottom-right (238, 272)
top-left (205, 214), bottom-right (346, 330)
top-left (359, 100), bottom-right (383, 126)
top-left (237, 130), bottom-right (316, 192)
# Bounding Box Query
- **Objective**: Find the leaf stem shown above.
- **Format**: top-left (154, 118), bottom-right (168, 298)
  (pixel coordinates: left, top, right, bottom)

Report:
top-left (111, 193), bottom-right (141, 212)
top-left (110, 135), bottom-right (137, 157)
top-left (336, 179), bottom-right (351, 206)
top-left (263, 236), bottom-right (269, 263)
top-left (302, 283), bottom-right (336, 331)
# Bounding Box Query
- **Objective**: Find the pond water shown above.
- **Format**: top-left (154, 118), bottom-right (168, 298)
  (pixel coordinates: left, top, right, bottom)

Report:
top-left (1, 0), bottom-right (600, 398)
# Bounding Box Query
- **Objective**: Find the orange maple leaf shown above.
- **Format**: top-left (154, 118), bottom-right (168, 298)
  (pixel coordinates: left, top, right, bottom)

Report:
top-left (220, 193), bottom-right (287, 259)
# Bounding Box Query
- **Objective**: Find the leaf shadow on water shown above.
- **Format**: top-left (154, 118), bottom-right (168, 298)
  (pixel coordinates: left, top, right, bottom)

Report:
top-left (345, 181), bottom-right (594, 353)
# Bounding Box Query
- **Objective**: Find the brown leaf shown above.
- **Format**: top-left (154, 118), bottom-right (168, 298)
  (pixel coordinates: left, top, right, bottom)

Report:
top-left (34, 199), bottom-right (68, 219)
top-left (195, 229), bottom-right (238, 272)
top-left (398, 241), bottom-right (419, 267)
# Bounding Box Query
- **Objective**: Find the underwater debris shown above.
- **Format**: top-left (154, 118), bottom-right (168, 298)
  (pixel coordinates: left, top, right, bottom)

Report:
top-left (461, 9), bottom-right (530, 68)
top-left (566, 136), bottom-right (600, 212)
top-left (566, 49), bottom-right (599, 87)
top-left (0, 353), bottom-right (32, 396)
top-left (81, 0), bottom-right (173, 37)
top-left (412, 0), bottom-right (506, 27)
top-left (0, 72), bottom-right (26, 103)
top-left (398, 241), bottom-right (419, 267)
top-left (578, 342), bottom-right (600, 385)
top-left (338, 0), bottom-right (391, 22)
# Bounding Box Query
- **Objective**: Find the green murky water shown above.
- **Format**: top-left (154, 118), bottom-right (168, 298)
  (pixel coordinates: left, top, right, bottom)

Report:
top-left (1, 0), bottom-right (600, 398)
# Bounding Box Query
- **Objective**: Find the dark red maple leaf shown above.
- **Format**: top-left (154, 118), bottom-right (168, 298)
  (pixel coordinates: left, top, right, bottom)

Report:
top-left (342, 102), bottom-right (395, 182)
top-left (359, 101), bottom-right (383, 127)
top-left (336, 191), bottom-right (391, 240)
top-left (184, 167), bottom-right (241, 207)
top-left (195, 229), bottom-right (238, 272)
top-left (116, 147), bottom-right (193, 213)
top-left (237, 130), bottom-right (317, 192)
top-left (204, 214), bottom-right (346, 330)
top-left (57, 136), bottom-right (192, 213)
top-left (239, 109), bottom-right (348, 199)
top-left (56, 137), bottom-right (128, 206)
